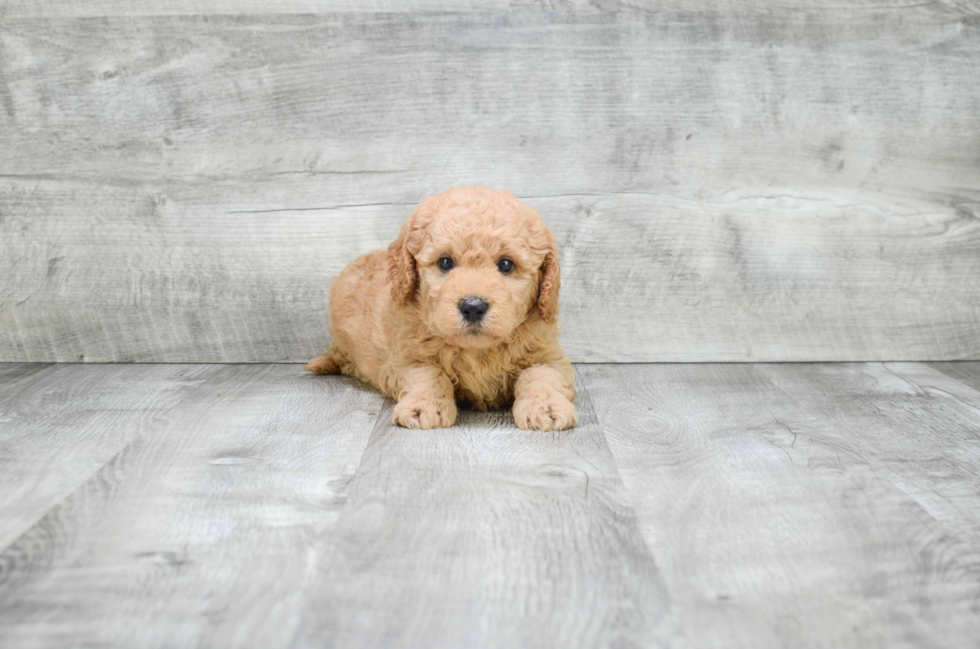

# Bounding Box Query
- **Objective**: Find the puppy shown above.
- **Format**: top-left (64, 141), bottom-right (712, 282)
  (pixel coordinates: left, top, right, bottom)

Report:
top-left (305, 186), bottom-right (577, 431)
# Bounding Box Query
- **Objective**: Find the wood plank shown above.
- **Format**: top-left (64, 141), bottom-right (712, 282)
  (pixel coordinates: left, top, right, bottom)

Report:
top-left (2, 0), bottom-right (977, 16)
top-left (2, 184), bottom-right (978, 363)
top-left (928, 361), bottom-right (980, 394)
top-left (0, 362), bottom-right (52, 389)
top-left (0, 363), bottom-right (219, 550)
top-left (578, 363), bottom-right (980, 649)
top-left (757, 362), bottom-right (980, 543)
top-left (292, 375), bottom-right (675, 648)
top-left (0, 365), bottom-right (385, 648)
top-left (3, 13), bottom-right (976, 198)
top-left (0, 0), bottom-right (497, 15)
top-left (2, 12), bottom-right (978, 363)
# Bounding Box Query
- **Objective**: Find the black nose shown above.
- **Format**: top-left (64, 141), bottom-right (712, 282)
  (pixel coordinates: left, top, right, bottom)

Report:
top-left (459, 297), bottom-right (489, 323)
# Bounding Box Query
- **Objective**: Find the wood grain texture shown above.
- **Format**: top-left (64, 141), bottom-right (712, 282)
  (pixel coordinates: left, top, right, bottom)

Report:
top-left (0, 363), bottom-right (219, 550)
top-left (293, 379), bottom-right (674, 649)
top-left (0, 362), bottom-right (51, 389)
top-left (0, 365), bottom-right (384, 649)
top-left (2, 11), bottom-right (979, 362)
top-left (2, 185), bottom-right (978, 363)
top-left (578, 363), bottom-right (980, 649)
top-left (2, 0), bottom-right (978, 16)
top-left (928, 361), bottom-right (980, 393)
top-left (2, 362), bottom-right (980, 646)
top-left (756, 362), bottom-right (980, 550)
top-left (3, 13), bottom-right (977, 195)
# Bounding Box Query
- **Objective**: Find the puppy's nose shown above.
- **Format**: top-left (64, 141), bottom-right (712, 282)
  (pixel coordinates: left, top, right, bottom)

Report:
top-left (459, 297), bottom-right (489, 323)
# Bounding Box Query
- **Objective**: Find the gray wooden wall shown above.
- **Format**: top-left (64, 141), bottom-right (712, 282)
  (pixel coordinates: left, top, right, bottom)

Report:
top-left (2, 1), bottom-right (979, 363)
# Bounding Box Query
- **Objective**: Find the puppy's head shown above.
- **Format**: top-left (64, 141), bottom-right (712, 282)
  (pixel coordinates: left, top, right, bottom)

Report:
top-left (386, 186), bottom-right (560, 349)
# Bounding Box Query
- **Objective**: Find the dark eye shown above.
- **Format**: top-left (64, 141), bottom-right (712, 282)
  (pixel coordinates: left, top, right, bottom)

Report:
top-left (498, 259), bottom-right (515, 273)
top-left (438, 257), bottom-right (454, 271)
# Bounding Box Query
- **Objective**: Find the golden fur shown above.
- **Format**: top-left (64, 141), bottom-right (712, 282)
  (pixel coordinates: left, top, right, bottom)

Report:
top-left (305, 186), bottom-right (577, 431)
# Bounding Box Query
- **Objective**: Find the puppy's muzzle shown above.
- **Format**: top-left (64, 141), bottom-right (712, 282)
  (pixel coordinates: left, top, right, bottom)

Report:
top-left (459, 296), bottom-right (489, 324)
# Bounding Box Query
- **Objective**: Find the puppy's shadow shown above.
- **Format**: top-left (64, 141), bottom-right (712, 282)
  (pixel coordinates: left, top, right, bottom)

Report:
top-left (304, 370), bottom-right (518, 430)
top-left (452, 405), bottom-right (513, 429)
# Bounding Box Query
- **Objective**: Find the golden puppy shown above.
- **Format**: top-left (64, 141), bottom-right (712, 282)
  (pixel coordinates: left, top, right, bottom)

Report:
top-left (305, 186), bottom-right (577, 431)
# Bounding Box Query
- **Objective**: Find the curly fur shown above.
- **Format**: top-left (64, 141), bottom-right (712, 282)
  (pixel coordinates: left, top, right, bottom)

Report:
top-left (305, 186), bottom-right (577, 431)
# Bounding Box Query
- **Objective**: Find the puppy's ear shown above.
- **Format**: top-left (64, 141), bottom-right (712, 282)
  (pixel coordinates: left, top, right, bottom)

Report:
top-left (536, 231), bottom-right (561, 324)
top-left (385, 216), bottom-right (419, 305)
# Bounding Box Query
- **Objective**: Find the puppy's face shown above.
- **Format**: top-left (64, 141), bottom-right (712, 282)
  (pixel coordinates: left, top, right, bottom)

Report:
top-left (386, 187), bottom-right (560, 349)
top-left (415, 217), bottom-right (540, 348)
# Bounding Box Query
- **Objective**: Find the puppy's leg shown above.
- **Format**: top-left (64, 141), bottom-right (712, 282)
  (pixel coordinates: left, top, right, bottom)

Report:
top-left (513, 362), bottom-right (578, 431)
top-left (391, 365), bottom-right (457, 429)
top-left (304, 349), bottom-right (341, 375)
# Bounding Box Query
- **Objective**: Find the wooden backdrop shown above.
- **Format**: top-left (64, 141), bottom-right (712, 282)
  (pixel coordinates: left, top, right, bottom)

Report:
top-left (1, 1), bottom-right (978, 362)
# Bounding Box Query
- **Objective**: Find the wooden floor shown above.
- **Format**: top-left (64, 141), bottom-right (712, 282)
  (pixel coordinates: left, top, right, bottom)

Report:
top-left (1, 362), bottom-right (979, 648)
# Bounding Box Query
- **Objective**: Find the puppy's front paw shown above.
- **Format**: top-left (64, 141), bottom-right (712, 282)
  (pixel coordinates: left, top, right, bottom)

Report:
top-left (392, 396), bottom-right (457, 429)
top-left (513, 395), bottom-right (578, 431)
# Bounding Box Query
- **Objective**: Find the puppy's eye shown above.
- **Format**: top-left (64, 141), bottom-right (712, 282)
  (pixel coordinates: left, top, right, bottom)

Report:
top-left (438, 257), bottom-right (454, 271)
top-left (497, 259), bottom-right (515, 273)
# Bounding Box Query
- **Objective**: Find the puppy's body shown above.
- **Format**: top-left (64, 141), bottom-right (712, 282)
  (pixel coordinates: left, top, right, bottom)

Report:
top-left (307, 187), bottom-right (576, 431)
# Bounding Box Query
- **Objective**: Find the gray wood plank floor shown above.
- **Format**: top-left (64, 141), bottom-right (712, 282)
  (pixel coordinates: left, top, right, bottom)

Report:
top-left (0, 363), bottom-right (220, 550)
top-left (1, 362), bottom-right (979, 648)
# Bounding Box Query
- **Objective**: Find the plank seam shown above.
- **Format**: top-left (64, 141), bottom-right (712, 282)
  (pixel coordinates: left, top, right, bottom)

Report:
top-left (0, 364), bottom-right (225, 556)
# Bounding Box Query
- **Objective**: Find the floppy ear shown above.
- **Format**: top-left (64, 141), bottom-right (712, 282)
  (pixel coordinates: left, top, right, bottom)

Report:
top-left (536, 231), bottom-right (561, 324)
top-left (385, 216), bottom-right (419, 306)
